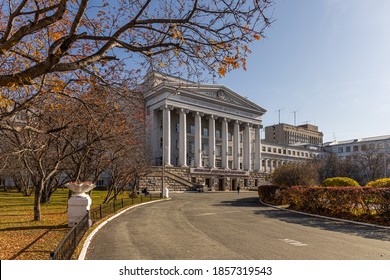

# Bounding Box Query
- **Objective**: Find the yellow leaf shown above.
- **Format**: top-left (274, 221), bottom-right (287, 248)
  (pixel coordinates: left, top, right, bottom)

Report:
top-left (254, 34), bottom-right (261, 40)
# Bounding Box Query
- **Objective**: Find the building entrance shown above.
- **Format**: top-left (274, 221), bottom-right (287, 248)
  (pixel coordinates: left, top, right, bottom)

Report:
top-left (231, 178), bottom-right (238, 191)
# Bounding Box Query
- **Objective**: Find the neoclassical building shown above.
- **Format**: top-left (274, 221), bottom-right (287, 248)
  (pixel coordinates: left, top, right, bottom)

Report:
top-left (141, 72), bottom-right (266, 191)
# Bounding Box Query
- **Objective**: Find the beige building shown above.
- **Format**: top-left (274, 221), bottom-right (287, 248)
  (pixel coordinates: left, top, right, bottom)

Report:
top-left (264, 123), bottom-right (323, 146)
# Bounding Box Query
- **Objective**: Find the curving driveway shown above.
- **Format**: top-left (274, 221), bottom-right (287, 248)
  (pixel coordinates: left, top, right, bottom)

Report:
top-left (85, 192), bottom-right (390, 260)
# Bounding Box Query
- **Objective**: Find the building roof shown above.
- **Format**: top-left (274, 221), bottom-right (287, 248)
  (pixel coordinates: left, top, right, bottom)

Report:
top-left (324, 135), bottom-right (390, 146)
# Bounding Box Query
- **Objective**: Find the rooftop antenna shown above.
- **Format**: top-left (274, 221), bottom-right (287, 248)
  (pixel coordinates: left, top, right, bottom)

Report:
top-left (293, 111), bottom-right (298, 126)
top-left (276, 108), bottom-right (284, 124)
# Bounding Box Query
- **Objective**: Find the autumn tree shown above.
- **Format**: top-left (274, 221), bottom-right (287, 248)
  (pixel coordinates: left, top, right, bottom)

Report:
top-left (0, 0), bottom-right (272, 118)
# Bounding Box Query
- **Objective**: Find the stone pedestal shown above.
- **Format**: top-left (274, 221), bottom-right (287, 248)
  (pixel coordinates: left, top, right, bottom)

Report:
top-left (68, 194), bottom-right (92, 227)
top-left (163, 187), bottom-right (169, 198)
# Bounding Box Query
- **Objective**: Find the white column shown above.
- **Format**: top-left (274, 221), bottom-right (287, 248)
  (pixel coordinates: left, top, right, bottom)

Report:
top-left (233, 120), bottom-right (240, 169)
top-left (254, 125), bottom-right (261, 171)
top-left (221, 118), bottom-right (229, 169)
top-left (243, 123), bottom-right (251, 171)
top-left (208, 115), bottom-right (216, 168)
top-left (194, 112), bottom-right (202, 167)
top-left (162, 105), bottom-right (171, 166)
top-left (179, 108), bottom-right (187, 166)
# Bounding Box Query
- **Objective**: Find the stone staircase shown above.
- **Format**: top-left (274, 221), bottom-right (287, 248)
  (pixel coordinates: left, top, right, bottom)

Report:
top-left (140, 167), bottom-right (197, 191)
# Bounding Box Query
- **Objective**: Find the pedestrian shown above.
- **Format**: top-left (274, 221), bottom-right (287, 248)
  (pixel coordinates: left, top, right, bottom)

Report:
top-left (237, 184), bottom-right (241, 195)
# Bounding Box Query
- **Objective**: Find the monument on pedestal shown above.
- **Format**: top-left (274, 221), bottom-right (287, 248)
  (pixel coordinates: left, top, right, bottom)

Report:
top-left (66, 182), bottom-right (96, 227)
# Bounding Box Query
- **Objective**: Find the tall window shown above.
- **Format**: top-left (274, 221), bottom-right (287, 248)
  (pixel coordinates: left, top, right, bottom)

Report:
top-left (203, 127), bottom-right (208, 137)
top-left (216, 129), bottom-right (221, 139)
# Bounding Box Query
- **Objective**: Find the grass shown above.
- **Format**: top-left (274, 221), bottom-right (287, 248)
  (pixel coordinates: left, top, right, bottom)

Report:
top-left (0, 188), bottom-right (142, 260)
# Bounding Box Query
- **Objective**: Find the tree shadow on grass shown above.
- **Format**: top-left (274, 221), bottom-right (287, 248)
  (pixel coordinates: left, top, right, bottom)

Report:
top-left (0, 224), bottom-right (68, 231)
top-left (214, 196), bottom-right (390, 242)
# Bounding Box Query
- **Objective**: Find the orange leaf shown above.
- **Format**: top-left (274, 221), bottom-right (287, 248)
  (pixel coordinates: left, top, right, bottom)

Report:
top-left (218, 67), bottom-right (226, 77)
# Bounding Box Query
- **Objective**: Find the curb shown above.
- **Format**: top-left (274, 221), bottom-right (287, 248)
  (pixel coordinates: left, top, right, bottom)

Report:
top-left (78, 198), bottom-right (171, 260)
top-left (259, 199), bottom-right (390, 230)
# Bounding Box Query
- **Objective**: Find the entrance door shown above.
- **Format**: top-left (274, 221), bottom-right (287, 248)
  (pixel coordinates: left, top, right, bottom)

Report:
top-left (218, 178), bottom-right (225, 191)
top-left (231, 179), bottom-right (237, 191)
top-left (205, 178), bottom-right (211, 191)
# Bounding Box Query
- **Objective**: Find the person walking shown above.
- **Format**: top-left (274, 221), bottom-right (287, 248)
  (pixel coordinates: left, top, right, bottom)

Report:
top-left (237, 184), bottom-right (241, 195)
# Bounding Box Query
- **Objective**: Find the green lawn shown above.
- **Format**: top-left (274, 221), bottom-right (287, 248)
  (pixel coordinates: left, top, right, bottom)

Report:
top-left (0, 188), bottom-right (139, 260)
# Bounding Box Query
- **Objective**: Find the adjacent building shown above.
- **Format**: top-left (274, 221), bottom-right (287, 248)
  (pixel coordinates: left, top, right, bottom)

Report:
top-left (323, 135), bottom-right (390, 178)
top-left (264, 123), bottom-right (323, 146)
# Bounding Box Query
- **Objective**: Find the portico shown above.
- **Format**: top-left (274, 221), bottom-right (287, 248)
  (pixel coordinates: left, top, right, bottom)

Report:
top-left (142, 71), bottom-right (267, 191)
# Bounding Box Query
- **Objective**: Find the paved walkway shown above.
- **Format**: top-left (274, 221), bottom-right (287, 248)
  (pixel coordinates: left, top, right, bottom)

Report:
top-left (85, 192), bottom-right (390, 260)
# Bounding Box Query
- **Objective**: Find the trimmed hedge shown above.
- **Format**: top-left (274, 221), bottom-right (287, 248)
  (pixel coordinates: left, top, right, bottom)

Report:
top-left (366, 178), bottom-right (390, 188)
top-left (322, 177), bottom-right (360, 187)
top-left (258, 185), bottom-right (390, 226)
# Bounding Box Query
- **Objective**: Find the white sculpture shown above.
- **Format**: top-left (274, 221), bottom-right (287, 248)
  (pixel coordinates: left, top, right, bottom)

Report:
top-left (66, 182), bottom-right (96, 227)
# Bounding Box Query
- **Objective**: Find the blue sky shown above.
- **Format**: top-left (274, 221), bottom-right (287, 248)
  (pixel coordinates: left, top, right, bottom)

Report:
top-left (218, 0), bottom-right (390, 142)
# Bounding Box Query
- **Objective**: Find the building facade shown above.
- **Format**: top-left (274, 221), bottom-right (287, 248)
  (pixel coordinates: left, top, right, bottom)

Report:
top-left (323, 135), bottom-right (390, 179)
top-left (265, 123), bottom-right (323, 146)
top-left (141, 72), bottom-right (266, 191)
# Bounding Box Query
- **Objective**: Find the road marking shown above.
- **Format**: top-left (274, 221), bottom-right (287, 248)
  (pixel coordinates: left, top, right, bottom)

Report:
top-left (279, 239), bottom-right (308, 247)
top-left (196, 212), bottom-right (217, 216)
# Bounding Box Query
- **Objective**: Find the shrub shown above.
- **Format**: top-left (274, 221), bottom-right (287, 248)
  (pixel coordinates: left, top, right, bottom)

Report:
top-left (258, 185), bottom-right (288, 205)
top-left (270, 162), bottom-right (320, 187)
top-left (366, 178), bottom-right (390, 188)
top-left (322, 177), bottom-right (360, 187)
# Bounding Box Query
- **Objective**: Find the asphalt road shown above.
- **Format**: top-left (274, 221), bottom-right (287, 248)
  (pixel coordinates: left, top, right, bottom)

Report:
top-left (85, 192), bottom-right (390, 260)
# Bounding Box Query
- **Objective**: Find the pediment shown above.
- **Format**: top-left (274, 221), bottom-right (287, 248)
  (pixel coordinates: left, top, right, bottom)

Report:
top-left (182, 86), bottom-right (266, 114)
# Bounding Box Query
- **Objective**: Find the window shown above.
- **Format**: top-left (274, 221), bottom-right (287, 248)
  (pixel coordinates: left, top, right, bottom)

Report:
top-left (268, 147), bottom-right (271, 152)
top-left (278, 149), bottom-right (282, 154)
top-left (262, 146), bottom-right (266, 151)
top-left (228, 132), bottom-right (232, 141)
top-left (346, 146), bottom-right (351, 153)
top-left (255, 179), bottom-right (259, 187)
top-left (216, 145), bottom-right (222, 157)
top-left (353, 145), bottom-right (359, 152)
top-left (176, 123), bottom-right (179, 132)
top-left (228, 146), bottom-right (232, 155)
top-left (240, 133), bottom-right (243, 143)
top-left (273, 148), bottom-right (277, 153)
top-left (244, 179), bottom-right (248, 187)
top-left (96, 179), bottom-right (105, 186)
top-left (203, 144), bottom-right (208, 154)
top-left (216, 129), bottom-right (221, 139)
top-left (188, 142), bottom-right (194, 153)
top-left (190, 125), bottom-right (195, 134)
top-left (240, 148), bottom-right (243, 157)
top-left (203, 127), bottom-right (208, 137)
top-left (338, 147), bottom-right (344, 153)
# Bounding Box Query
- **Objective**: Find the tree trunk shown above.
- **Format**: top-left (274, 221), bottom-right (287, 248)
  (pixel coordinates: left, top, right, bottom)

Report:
top-left (33, 182), bottom-right (44, 221)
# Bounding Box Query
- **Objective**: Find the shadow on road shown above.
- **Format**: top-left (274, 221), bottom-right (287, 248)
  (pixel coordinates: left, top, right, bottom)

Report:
top-left (214, 196), bottom-right (390, 242)
top-left (255, 205), bottom-right (390, 242)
